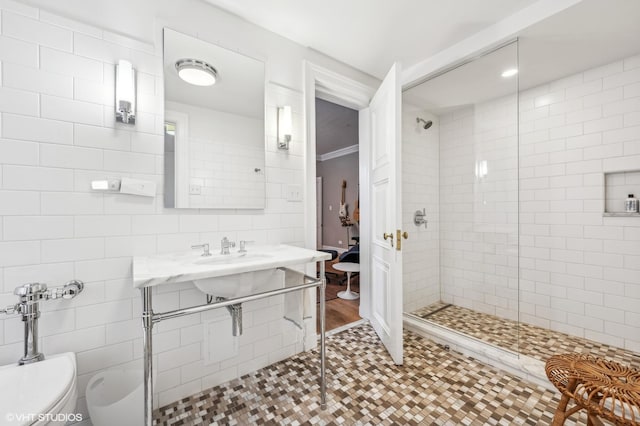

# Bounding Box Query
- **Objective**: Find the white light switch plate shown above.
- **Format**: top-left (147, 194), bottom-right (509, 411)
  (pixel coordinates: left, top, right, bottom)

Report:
top-left (189, 184), bottom-right (202, 195)
top-left (286, 184), bottom-right (303, 202)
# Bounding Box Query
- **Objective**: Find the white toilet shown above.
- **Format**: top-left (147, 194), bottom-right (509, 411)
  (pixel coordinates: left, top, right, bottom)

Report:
top-left (0, 353), bottom-right (78, 426)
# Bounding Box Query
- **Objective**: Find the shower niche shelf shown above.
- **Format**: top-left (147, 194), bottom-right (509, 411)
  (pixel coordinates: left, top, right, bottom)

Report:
top-left (603, 169), bottom-right (640, 217)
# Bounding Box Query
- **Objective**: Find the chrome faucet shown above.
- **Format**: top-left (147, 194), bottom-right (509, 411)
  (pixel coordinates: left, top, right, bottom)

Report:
top-left (220, 237), bottom-right (236, 255)
top-left (191, 243), bottom-right (211, 257)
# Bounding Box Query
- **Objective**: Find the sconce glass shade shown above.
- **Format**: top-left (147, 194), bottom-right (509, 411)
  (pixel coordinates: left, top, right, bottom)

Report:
top-left (176, 59), bottom-right (218, 86)
top-left (475, 160), bottom-right (488, 179)
top-left (277, 106), bottom-right (292, 150)
top-left (115, 59), bottom-right (136, 124)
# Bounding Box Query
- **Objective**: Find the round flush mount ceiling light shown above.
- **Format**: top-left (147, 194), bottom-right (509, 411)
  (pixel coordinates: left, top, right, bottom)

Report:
top-left (175, 59), bottom-right (218, 86)
top-left (501, 68), bottom-right (518, 78)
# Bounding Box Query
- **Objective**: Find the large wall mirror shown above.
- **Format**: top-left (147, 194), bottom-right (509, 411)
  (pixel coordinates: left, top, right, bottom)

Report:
top-left (163, 28), bottom-right (266, 209)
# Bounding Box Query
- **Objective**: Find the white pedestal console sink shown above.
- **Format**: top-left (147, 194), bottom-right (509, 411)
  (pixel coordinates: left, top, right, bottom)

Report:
top-left (133, 244), bottom-right (331, 426)
top-left (134, 244), bottom-right (326, 290)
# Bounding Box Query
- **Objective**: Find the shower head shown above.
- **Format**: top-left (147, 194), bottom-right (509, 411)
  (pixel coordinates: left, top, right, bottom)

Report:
top-left (416, 117), bottom-right (433, 130)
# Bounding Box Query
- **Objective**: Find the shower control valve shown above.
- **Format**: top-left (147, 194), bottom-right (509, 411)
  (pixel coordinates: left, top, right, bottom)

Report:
top-left (414, 209), bottom-right (428, 228)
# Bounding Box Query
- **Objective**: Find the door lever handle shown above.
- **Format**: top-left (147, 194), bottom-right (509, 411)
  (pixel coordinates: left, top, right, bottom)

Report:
top-left (383, 232), bottom-right (394, 247)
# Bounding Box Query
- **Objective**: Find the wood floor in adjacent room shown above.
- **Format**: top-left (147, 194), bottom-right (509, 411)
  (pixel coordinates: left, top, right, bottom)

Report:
top-left (317, 297), bottom-right (361, 332)
top-left (316, 275), bottom-right (361, 332)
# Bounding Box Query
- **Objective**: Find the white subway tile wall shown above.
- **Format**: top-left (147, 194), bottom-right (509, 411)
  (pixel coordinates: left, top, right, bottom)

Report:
top-left (439, 98), bottom-right (520, 322)
top-left (0, 3), bottom-right (307, 419)
top-left (518, 54), bottom-right (640, 351)
top-left (164, 101), bottom-right (265, 209)
top-left (402, 107), bottom-right (440, 312)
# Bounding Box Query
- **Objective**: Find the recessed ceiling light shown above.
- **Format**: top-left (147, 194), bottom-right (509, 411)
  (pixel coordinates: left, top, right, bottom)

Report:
top-left (175, 59), bottom-right (218, 86)
top-left (501, 68), bottom-right (518, 78)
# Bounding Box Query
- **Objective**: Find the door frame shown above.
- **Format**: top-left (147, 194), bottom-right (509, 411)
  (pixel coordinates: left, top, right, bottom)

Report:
top-left (316, 176), bottom-right (322, 248)
top-left (165, 109), bottom-right (190, 208)
top-left (303, 61), bottom-right (375, 319)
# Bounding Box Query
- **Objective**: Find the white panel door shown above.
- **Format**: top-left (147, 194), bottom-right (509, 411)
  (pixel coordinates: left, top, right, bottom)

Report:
top-left (366, 63), bottom-right (403, 365)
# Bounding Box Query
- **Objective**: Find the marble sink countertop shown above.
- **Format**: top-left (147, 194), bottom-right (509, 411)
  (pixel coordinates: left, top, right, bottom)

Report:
top-left (133, 244), bottom-right (331, 288)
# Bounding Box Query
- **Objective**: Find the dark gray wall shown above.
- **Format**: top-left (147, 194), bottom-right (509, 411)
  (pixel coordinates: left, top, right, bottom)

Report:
top-left (316, 152), bottom-right (359, 249)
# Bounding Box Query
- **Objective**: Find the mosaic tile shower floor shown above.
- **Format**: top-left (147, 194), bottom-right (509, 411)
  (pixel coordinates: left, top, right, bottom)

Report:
top-left (154, 324), bottom-right (595, 425)
top-left (412, 302), bottom-right (639, 370)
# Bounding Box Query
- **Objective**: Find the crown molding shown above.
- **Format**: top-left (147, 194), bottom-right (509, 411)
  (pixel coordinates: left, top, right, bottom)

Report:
top-left (316, 144), bottom-right (359, 162)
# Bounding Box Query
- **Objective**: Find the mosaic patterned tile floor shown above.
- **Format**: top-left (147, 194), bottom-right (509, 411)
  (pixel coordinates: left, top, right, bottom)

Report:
top-left (412, 302), bottom-right (640, 370)
top-left (154, 324), bottom-right (595, 425)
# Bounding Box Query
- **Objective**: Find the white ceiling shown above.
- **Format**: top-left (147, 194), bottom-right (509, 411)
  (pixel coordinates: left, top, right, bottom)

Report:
top-left (405, 0), bottom-right (640, 113)
top-left (202, 0), bottom-right (537, 79)
top-left (164, 28), bottom-right (264, 118)
top-left (404, 42), bottom-right (518, 114)
top-left (518, 0), bottom-right (640, 91)
top-left (316, 99), bottom-right (358, 156)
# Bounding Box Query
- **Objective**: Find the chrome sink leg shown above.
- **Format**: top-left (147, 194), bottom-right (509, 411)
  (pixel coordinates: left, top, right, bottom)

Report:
top-left (319, 261), bottom-right (327, 409)
top-left (142, 287), bottom-right (154, 426)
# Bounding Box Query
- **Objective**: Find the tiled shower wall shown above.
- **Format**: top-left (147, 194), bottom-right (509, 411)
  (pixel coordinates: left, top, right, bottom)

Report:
top-left (439, 97), bottom-right (519, 322)
top-left (402, 106), bottom-right (440, 313)
top-left (433, 53), bottom-right (640, 352)
top-left (0, 1), bottom-right (372, 418)
top-left (517, 54), bottom-right (640, 352)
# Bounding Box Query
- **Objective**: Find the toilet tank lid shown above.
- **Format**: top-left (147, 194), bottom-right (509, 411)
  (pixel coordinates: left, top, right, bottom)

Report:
top-left (0, 352), bottom-right (76, 423)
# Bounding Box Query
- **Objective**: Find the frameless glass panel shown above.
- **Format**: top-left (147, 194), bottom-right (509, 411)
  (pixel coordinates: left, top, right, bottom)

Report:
top-left (402, 41), bottom-right (520, 354)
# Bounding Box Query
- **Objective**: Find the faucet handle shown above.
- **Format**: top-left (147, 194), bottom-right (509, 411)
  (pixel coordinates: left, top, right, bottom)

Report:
top-left (191, 243), bottom-right (211, 257)
top-left (238, 240), bottom-right (255, 253)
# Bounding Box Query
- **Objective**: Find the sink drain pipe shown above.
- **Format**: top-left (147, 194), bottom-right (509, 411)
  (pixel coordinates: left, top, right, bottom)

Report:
top-left (213, 296), bottom-right (243, 336)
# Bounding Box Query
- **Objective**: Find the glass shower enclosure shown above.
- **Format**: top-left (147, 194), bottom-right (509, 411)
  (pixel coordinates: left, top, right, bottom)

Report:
top-left (402, 41), bottom-right (520, 354)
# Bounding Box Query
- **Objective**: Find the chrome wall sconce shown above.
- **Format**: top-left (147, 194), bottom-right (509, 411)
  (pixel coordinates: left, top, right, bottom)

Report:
top-left (116, 59), bottom-right (136, 124)
top-left (277, 105), bottom-right (292, 150)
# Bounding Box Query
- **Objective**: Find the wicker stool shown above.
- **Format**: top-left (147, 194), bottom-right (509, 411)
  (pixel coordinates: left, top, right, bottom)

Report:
top-left (545, 354), bottom-right (640, 425)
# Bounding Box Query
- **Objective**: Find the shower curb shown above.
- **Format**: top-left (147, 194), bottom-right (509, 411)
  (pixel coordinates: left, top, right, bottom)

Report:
top-left (403, 314), bottom-right (554, 392)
